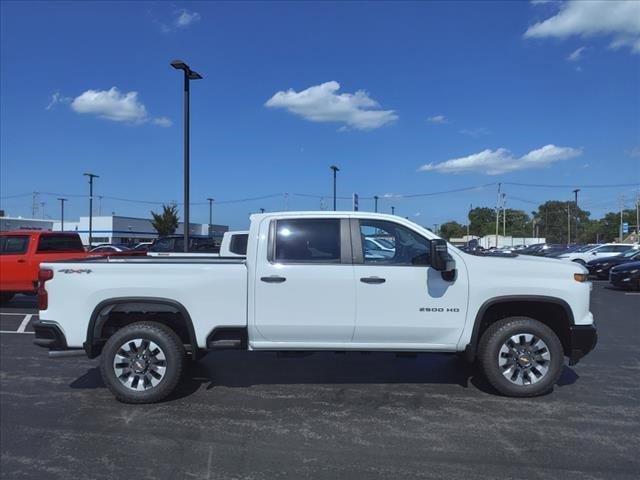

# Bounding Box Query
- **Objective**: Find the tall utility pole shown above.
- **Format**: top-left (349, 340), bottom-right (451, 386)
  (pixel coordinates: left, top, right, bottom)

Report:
top-left (495, 183), bottom-right (501, 248)
top-left (502, 193), bottom-right (507, 237)
top-left (58, 198), bottom-right (67, 231)
top-left (207, 197), bottom-right (214, 237)
top-left (467, 204), bottom-right (472, 245)
top-left (83, 173), bottom-right (99, 247)
top-left (636, 192), bottom-right (639, 239)
top-left (171, 59), bottom-right (203, 252)
top-left (32, 192), bottom-right (39, 218)
top-left (567, 201), bottom-right (571, 244)
top-left (619, 194), bottom-right (624, 242)
top-left (374, 195), bottom-right (379, 213)
top-left (391, 206), bottom-right (395, 215)
top-left (433, 224), bottom-right (439, 235)
top-left (330, 165), bottom-right (339, 211)
top-left (40, 202), bottom-right (46, 219)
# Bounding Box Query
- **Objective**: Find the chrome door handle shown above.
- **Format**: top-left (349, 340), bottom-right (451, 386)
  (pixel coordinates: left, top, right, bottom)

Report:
top-left (261, 275), bottom-right (287, 283)
top-left (360, 276), bottom-right (386, 284)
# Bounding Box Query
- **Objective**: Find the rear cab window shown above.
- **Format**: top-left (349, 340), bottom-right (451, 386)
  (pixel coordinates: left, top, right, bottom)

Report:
top-left (229, 234), bottom-right (248, 255)
top-left (0, 235), bottom-right (30, 255)
top-left (36, 235), bottom-right (84, 253)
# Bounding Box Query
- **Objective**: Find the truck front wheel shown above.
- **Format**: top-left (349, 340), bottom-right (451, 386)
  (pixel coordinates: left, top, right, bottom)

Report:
top-left (478, 317), bottom-right (564, 397)
top-left (99, 322), bottom-right (186, 404)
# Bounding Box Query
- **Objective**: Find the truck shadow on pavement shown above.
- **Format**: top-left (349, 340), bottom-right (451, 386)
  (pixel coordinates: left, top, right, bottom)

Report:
top-left (70, 351), bottom-right (579, 401)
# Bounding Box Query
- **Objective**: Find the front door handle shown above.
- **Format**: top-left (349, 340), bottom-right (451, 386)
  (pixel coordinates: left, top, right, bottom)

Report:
top-left (17, 259), bottom-right (26, 263)
top-left (261, 275), bottom-right (287, 284)
top-left (360, 276), bottom-right (386, 284)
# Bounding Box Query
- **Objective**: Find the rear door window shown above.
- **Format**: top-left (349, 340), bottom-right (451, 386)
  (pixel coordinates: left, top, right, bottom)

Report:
top-left (273, 219), bottom-right (341, 263)
top-left (0, 236), bottom-right (30, 255)
top-left (36, 235), bottom-right (84, 253)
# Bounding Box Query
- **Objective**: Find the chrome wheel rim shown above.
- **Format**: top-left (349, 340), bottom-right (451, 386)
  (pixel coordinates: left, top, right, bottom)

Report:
top-left (113, 338), bottom-right (167, 391)
top-left (498, 333), bottom-right (551, 386)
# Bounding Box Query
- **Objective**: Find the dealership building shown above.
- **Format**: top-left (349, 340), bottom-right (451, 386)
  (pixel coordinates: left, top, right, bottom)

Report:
top-left (50, 215), bottom-right (228, 246)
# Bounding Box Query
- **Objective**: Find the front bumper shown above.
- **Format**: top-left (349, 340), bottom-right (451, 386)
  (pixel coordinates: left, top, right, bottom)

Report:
top-left (568, 324), bottom-right (598, 366)
top-left (33, 320), bottom-right (68, 351)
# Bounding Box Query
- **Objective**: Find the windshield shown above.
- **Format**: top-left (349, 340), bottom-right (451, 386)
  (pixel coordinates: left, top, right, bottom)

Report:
top-left (621, 248), bottom-right (640, 258)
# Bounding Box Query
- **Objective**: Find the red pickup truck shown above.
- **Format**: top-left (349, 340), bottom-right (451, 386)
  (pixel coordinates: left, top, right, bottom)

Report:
top-left (0, 231), bottom-right (90, 303)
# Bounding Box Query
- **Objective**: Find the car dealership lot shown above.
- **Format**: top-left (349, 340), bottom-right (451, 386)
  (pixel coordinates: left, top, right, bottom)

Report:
top-left (1, 282), bottom-right (638, 479)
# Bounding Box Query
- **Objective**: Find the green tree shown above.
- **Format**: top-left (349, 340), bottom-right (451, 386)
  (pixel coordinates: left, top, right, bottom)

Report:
top-left (151, 204), bottom-right (179, 236)
top-left (595, 209), bottom-right (637, 242)
top-left (439, 221), bottom-right (466, 240)
top-left (533, 201), bottom-right (590, 244)
top-left (502, 209), bottom-right (531, 238)
top-left (468, 207), bottom-right (497, 236)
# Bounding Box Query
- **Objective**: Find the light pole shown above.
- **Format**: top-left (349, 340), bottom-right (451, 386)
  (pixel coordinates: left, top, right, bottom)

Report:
top-left (391, 206), bottom-right (395, 215)
top-left (171, 59), bottom-right (203, 252)
top-left (260, 208), bottom-right (265, 213)
top-left (374, 195), bottom-right (379, 213)
top-left (83, 173), bottom-right (99, 246)
top-left (573, 188), bottom-right (580, 241)
top-left (207, 197), bottom-right (214, 237)
top-left (330, 165), bottom-right (339, 211)
top-left (58, 198), bottom-right (67, 231)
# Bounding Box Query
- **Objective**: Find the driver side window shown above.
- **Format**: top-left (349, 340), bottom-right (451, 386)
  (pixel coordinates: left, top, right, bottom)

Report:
top-left (359, 220), bottom-right (430, 265)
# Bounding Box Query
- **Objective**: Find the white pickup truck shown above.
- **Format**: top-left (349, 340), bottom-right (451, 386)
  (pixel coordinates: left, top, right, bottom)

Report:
top-left (33, 212), bottom-right (597, 403)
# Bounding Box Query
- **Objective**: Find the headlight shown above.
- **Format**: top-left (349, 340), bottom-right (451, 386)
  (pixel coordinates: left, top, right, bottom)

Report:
top-left (574, 273), bottom-right (588, 282)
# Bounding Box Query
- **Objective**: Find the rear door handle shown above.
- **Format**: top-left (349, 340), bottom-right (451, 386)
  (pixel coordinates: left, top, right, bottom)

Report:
top-left (17, 259), bottom-right (26, 263)
top-left (360, 276), bottom-right (386, 284)
top-left (261, 275), bottom-right (287, 284)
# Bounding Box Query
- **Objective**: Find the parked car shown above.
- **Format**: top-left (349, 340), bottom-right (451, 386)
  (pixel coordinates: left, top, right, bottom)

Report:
top-left (557, 243), bottom-right (636, 265)
top-left (148, 235), bottom-right (220, 253)
top-left (0, 231), bottom-right (89, 303)
top-left (587, 249), bottom-right (640, 279)
top-left (132, 242), bottom-right (153, 252)
top-left (34, 212), bottom-right (596, 403)
top-left (609, 261), bottom-right (640, 290)
top-left (90, 245), bottom-right (131, 253)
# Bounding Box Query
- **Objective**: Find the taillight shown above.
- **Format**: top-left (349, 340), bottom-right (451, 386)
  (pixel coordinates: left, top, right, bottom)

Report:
top-left (38, 268), bottom-right (54, 310)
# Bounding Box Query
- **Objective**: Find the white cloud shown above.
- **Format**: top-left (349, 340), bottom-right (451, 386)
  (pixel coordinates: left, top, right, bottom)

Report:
top-left (626, 146), bottom-right (640, 158)
top-left (459, 127), bottom-right (490, 138)
top-left (175, 9), bottom-right (201, 28)
top-left (567, 46), bottom-right (586, 61)
top-left (265, 81), bottom-right (398, 130)
top-left (524, 1), bottom-right (640, 54)
top-left (45, 92), bottom-right (72, 110)
top-left (152, 116), bottom-right (173, 127)
top-left (419, 144), bottom-right (582, 175)
top-left (68, 87), bottom-right (170, 127)
top-left (427, 115), bottom-right (449, 124)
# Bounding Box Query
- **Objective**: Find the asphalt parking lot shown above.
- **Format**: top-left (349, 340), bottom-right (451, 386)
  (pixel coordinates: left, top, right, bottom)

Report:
top-left (1, 282), bottom-right (639, 479)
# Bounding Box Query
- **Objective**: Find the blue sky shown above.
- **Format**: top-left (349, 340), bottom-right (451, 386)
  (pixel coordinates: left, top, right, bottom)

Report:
top-left (1, 1), bottom-right (639, 229)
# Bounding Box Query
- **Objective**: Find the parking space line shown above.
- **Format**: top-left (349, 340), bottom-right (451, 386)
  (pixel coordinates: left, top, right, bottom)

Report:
top-left (17, 314), bottom-right (33, 333)
top-left (623, 292), bottom-right (640, 296)
top-left (0, 312), bottom-right (37, 316)
top-left (0, 331), bottom-right (34, 334)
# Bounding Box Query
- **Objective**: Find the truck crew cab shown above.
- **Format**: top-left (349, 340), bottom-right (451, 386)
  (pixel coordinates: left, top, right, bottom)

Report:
top-left (33, 212), bottom-right (597, 403)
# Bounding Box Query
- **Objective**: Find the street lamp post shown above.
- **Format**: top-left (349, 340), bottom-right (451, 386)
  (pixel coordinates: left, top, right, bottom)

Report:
top-left (391, 206), bottom-right (395, 215)
top-left (330, 165), bottom-right (339, 211)
top-left (207, 197), bottom-right (214, 237)
top-left (171, 59), bottom-right (203, 252)
top-left (83, 173), bottom-right (99, 247)
top-left (573, 188), bottom-right (580, 241)
top-left (374, 195), bottom-right (379, 213)
top-left (58, 198), bottom-right (67, 231)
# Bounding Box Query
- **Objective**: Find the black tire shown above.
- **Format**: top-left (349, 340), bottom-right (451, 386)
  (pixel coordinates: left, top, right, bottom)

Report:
top-left (478, 317), bottom-right (564, 397)
top-left (0, 292), bottom-right (15, 303)
top-left (100, 322), bottom-right (186, 404)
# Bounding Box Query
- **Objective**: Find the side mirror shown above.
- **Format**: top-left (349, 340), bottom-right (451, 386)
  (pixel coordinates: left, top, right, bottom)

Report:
top-left (430, 239), bottom-right (449, 271)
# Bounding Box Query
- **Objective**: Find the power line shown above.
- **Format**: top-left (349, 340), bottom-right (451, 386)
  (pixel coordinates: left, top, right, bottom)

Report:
top-left (502, 182), bottom-right (640, 189)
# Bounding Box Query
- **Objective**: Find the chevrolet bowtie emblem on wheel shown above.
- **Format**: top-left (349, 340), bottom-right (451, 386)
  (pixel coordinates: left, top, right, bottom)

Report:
top-left (57, 269), bottom-right (92, 274)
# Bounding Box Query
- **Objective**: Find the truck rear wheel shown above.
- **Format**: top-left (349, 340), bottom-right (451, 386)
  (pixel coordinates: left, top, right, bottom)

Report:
top-left (478, 317), bottom-right (564, 397)
top-left (99, 322), bottom-right (186, 404)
